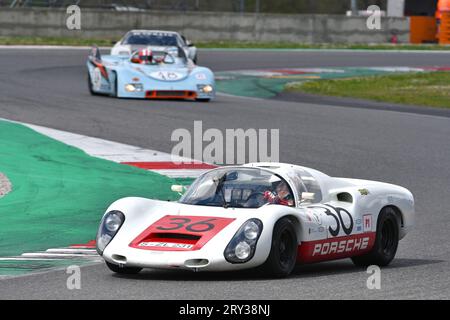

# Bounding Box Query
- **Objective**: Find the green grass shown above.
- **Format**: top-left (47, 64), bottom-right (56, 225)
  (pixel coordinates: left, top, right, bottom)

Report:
top-left (0, 120), bottom-right (186, 258)
top-left (1, 36), bottom-right (450, 51)
top-left (196, 41), bottom-right (450, 51)
top-left (285, 71), bottom-right (450, 109)
top-left (0, 36), bottom-right (114, 46)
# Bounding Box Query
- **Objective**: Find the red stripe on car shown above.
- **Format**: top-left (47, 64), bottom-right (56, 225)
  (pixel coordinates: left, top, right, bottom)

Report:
top-left (297, 232), bottom-right (376, 263)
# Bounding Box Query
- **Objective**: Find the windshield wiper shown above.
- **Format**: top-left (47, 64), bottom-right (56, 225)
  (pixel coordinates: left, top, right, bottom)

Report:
top-left (213, 174), bottom-right (228, 208)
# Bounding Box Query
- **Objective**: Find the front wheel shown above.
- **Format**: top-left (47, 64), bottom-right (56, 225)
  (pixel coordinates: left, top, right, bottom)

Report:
top-left (88, 74), bottom-right (97, 95)
top-left (262, 217), bottom-right (298, 277)
top-left (110, 71), bottom-right (118, 98)
top-left (351, 207), bottom-right (399, 267)
top-left (105, 261), bottom-right (142, 274)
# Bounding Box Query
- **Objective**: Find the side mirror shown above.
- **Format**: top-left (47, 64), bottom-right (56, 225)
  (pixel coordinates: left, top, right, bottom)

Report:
top-left (186, 40), bottom-right (194, 47)
top-left (301, 192), bottom-right (315, 202)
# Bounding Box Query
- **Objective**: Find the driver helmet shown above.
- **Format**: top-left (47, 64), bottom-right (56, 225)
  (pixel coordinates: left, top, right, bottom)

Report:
top-left (273, 180), bottom-right (290, 196)
top-left (136, 48), bottom-right (153, 64)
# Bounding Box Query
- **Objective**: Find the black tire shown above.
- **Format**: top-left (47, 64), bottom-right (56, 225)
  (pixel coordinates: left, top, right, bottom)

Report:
top-left (351, 207), bottom-right (399, 267)
top-left (262, 217), bottom-right (298, 277)
top-left (105, 261), bottom-right (142, 274)
top-left (195, 98), bottom-right (211, 102)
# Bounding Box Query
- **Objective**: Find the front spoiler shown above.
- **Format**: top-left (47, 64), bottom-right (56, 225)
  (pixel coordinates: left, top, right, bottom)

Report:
top-left (102, 246), bottom-right (257, 272)
top-left (118, 89), bottom-right (214, 100)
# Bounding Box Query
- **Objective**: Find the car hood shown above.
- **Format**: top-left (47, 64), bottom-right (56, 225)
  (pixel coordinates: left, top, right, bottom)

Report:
top-left (108, 198), bottom-right (266, 252)
top-left (127, 63), bottom-right (191, 81)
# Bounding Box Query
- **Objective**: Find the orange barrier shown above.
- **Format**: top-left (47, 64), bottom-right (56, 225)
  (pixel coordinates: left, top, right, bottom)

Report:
top-left (438, 12), bottom-right (450, 44)
top-left (410, 16), bottom-right (437, 44)
top-left (437, 0), bottom-right (450, 19)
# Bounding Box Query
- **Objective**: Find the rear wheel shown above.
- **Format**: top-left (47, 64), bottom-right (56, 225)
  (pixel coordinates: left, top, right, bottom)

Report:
top-left (351, 207), bottom-right (399, 267)
top-left (262, 217), bottom-right (297, 277)
top-left (105, 261), bottom-right (142, 274)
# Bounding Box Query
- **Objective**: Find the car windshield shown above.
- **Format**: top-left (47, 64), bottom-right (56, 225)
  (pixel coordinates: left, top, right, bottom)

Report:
top-left (129, 50), bottom-right (176, 65)
top-left (179, 167), bottom-right (294, 208)
top-left (123, 33), bottom-right (179, 46)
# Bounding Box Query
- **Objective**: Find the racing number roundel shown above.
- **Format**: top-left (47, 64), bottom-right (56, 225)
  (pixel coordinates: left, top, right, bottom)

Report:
top-left (150, 71), bottom-right (182, 81)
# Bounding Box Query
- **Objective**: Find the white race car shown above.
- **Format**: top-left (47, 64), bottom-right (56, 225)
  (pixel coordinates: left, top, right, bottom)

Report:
top-left (111, 30), bottom-right (198, 64)
top-left (96, 163), bottom-right (414, 277)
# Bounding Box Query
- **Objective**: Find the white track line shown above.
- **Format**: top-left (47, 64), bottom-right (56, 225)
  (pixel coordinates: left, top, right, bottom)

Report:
top-left (21, 253), bottom-right (101, 259)
top-left (46, 249), bottom-right (98, 255)
top-left (0, 257), bottom-right (67, 261)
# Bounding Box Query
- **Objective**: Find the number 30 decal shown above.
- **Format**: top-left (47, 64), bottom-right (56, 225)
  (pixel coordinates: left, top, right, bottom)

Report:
top-left (157, 218), bottom-right (216, 233)
top-left (308, 204), bottom-right (354, 237)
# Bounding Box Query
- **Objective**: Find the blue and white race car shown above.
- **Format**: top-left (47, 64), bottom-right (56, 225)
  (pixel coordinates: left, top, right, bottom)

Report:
top-left (86, 46), bottom-right (215, 101)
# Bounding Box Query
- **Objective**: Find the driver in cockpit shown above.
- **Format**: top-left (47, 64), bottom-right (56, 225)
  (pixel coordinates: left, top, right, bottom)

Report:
top-left (131, 49), bottom-right (167, 65)
top-left (131, 49), bottom-right (154, 64)
top-left (263, 180), bottom-right (294, 207)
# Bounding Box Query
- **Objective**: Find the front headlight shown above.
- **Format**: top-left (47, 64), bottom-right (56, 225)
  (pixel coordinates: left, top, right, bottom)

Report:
top-left (96, 210), bottom-right (125, 255)
top-left (105, 212), bottom-right (123, 232)
top-left (125, 83), bottom-right (143, 92)
top-left (224, 219), bottom-right (263, 264)
top-left (197, 84), bottom-right (214, 94)
top-left (235, 241), bottom-right (251, 260)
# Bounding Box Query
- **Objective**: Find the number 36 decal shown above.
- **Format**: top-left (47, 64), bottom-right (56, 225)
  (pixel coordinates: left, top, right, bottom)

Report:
top-left (153, 215), bottom-right (235, 234)
top-left (157, 217), bottom-right (217, 232)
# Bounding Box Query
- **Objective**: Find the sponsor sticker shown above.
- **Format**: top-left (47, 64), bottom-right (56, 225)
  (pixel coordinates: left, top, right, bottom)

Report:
top-left (92, 67), bottom-right (102, 91)
top-left (363, 214), bottom-right (372, 232)
top-left (195, 73), bottom-right (207, 80)
top-left (139, 242), bottom-right (193, 249)
top-left (312, 236), bottom-right (370, 257)
top-left (358, 188), bottom-right (370, 196)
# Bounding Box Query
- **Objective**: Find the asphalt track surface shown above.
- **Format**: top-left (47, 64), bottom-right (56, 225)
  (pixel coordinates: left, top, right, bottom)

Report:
top-left (0, 48), bottom-right (450, 299)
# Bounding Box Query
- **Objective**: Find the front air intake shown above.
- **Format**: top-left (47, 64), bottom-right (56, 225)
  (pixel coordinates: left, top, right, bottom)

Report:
top-left (145, 91), bottom-right (196, 99)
